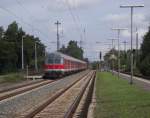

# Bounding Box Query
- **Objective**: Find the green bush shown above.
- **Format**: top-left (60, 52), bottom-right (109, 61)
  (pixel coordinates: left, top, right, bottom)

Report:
top-left (2, 73), bottom-right (24, 83)
top-left (139, 55), bottom-right (150, 76)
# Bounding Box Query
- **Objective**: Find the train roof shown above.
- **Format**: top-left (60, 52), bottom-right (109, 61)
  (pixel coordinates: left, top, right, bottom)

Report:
top-left (47, 52), bottom-right (86, 64)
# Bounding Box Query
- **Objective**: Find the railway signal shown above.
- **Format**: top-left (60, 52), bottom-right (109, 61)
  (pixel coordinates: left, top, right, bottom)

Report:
top-left (99, 51), bottom-right (102, 60)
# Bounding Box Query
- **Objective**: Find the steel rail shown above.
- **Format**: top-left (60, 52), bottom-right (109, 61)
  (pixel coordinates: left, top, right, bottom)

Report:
top-left (64, 71), bottom-right (95, 118)
top-left (0, 80), bottom-right (54, 101)
top-left (0, 80), bottom-right (44, 93)
top-left (22, 71), bottom-right (92, 118)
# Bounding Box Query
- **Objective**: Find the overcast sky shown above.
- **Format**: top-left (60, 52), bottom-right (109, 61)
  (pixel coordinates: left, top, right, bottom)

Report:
top-left (0, 0), bottom-right (149, 61)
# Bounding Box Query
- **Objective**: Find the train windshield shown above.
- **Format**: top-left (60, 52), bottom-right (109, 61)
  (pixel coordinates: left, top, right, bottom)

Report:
top-left (46, 53), bottom-right (62, 64)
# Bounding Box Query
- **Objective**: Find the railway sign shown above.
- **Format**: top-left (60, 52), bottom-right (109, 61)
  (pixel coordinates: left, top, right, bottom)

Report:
top-left (99, 51), bottom-right (102, 60)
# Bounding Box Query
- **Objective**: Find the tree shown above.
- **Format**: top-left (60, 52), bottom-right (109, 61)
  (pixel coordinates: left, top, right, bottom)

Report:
top-left (5, 21), bottom-right (19, 42)
top-left (0, 27), bottom-right (4, 40)
top-left (104, 49), bottom-right (118, 70)
top-left (139, 27), bottom-right (150, 76)
top-left (59, 40), bottom-right (84, 60)
top-left (59, 45), bottom-right (66, 54)
top-left (0, 21), bottom-right (45, 74)
top-left (0, 41), bottom-right (17, 73)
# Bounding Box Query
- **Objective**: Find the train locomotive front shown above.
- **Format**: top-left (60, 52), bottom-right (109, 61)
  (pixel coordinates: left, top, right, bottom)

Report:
top-left (44, 52), bottom-right (87, 78)
top-left (44, 52), bottom-right (64, 78)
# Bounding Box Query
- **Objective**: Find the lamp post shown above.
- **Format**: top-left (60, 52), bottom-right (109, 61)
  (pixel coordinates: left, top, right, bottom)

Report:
top-left (120, 4), bottom-right (144, 84)
top-left (112, 28), bottom-right (128, 79)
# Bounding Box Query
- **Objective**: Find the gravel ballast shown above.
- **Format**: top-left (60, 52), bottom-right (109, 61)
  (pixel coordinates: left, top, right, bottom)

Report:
top-left (0, 71), bottom-right (88, 118)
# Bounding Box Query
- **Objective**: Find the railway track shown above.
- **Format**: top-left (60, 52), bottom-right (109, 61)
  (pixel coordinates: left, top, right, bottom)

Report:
top-left (20, 71), bottom-right (95, 118)
top-left (0, 70), bottom-right (90, 118)
top-left (0, 79), bottom-right (55, 101)
top-left (0, 79), bottom-right (44, 93)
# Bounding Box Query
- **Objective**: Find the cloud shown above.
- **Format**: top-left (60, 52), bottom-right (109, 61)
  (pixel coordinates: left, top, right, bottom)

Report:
top-left (138, 28), bottom-right (148, 38)
top-left (62, 0), bottom-right (99, 8)
top-left (104, 13), bottom-right (149, 39)
top-left (122, 28), bottom-right (148, 39)
top-left (46, 0), bottom-right (100, 11)
top-left (104, 13), bottom-right (148, 27)
top-left (122, 30), bottom-right (130, 38)
top-left (104, 14), bottom-right (128, 22)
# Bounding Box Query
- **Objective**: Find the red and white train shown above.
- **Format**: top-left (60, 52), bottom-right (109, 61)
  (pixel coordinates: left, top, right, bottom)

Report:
top-left (44, 52), bottom-right (87, 78)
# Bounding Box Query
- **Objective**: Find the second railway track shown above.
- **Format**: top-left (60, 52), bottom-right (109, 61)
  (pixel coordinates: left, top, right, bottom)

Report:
top-left (0, 70), bottom-right (90, 118)
top-left (0, 79), bottom-right (54, 101)
top-left (21, 71), bottom-right (95, 118)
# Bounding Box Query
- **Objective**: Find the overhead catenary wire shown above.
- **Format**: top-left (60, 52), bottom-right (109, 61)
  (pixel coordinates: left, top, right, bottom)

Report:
top-left (0, 5), bottom-right (49, 39)
top-left (15, 0), bottom-right (50, 32)
top-left (64, 0), bottom-right (84, 42)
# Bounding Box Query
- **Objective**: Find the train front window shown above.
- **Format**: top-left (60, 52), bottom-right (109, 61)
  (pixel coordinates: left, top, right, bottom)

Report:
top-left (46, 53), bottom-right (61, 64)
top-left (47, 58), bottom-right (54, 64)
top-left (47, 54), bottom-right (55, 64)
top-left (55, 56), bottom-right (61, 64)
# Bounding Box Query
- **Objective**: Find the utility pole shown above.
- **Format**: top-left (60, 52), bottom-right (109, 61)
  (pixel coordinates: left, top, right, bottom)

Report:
top-left (108, 39), bottom-right (117, 74)
top-left (135, 27), bottom-right (139, 68)
top-left (99, 51), bottom-right (102, 71)
top-left (21, 35), bottom-right (25, 70)
top-left (120, 4), bottom-right (144, 85)
top-left (122, 41), bottom-right (128, 52)
top-left (122, 41), bottom-right (128, 72)
top-left (79, 40), bottom-right (83, 48)
top-left (136, 28), bottom-right (139, 51)
top-left (108, 39), bottom-right (116, 49)
top-left (112, 28), bottom-right (127, 79)
top-left (84, 28), bottom-right (86, 41)
top-left (55, 21), bottom-right (61, 51)
top-left (45, 48), bottom-right (47, 57)
top-left (35, 42), bottom-right (38, 72)
top-left (81, 28), bottom-right (86, 49)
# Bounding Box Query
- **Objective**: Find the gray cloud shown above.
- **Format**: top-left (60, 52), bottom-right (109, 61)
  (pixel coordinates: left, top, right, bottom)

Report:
top-left (0, 0), bottom-right (149, 61)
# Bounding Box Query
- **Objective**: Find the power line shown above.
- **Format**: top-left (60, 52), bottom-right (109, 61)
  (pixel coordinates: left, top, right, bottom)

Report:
top-left (0, 5), bottom-right (49, 39)
top-left (15, 0), bottom-right (50, 31)
top-left (64, 0), bottom-right (83, 41)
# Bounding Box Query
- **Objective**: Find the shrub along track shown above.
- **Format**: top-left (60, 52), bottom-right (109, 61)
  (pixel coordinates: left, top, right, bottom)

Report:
top-left (20, 71), bottom-right (96, 118)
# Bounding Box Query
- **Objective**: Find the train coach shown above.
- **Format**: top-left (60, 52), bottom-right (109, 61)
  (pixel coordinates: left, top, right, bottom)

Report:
top-left (44, 52), bottom-right (87, 78)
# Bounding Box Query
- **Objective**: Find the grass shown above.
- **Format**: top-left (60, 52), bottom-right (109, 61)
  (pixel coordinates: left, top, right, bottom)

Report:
top-left (0, 73), bottom-right (25, 83)
top-left (95, 72), bottom-right (150, 118)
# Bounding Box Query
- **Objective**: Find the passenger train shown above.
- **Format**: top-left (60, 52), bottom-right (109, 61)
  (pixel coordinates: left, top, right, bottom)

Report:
top-left (44, 52), bottom-right (87, 78)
